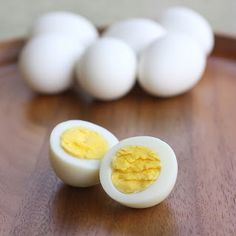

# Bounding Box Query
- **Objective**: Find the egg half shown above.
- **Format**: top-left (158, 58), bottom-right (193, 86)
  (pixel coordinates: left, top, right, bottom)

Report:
top-left (49, 120), bottom-right (118, 187)
top-left (99, 136), bottom-right (178, 208)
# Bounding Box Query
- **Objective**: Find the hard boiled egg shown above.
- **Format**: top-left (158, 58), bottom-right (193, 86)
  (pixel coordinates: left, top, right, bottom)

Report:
top-left (49, 120), bottom-right (118, 187)
top-left (30, 11), bottom-right (98, 47)
top-left (138, 32), bottom-right (206, 97)
top-left (159, 6), bottom-right (214, 55)
top-left (99, 136), bottom-right (178, 208)
top-left (19, 33), bottom-right (85, 94)
top-left (75, 38), bottom-right (137, 101)
top-left (103, 18), bottom-right (166, 54)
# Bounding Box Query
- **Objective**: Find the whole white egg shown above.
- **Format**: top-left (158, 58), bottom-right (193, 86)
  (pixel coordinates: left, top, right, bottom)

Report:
top-left (99, 136), bottom-right (178, 208)
top-left (49, 120), bottom-right (118, 187)
top-left (19, 33), bottom-right (85, 94)
top-left (30, 11), bottom-right (98, 47)
top-left (75, 38), bottom-right (137, 101)
top-left (159, 6), bottom-right (214, 55)
top-left (102, 18), bottom-right (166, 54)
top-left (138, 32), bottom-right (206, 97)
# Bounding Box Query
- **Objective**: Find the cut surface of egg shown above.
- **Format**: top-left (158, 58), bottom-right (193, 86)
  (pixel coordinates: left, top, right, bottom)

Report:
top-left (138, 31), bottom-right (206, 97)
top-left (159, 6), bottom-right (214, 55)
top-left (103, 18), bottom-right (166, 54)
top-left (30, 11), bottom-right (98, 47)
top-left (75, 37), bottom-right (137, 101)
top-left (99, 136), bottom-right (178, 208)
top-left (49, 120), bottom-right (118, 187)
top-left (19, 33), bottom-right (85, 94)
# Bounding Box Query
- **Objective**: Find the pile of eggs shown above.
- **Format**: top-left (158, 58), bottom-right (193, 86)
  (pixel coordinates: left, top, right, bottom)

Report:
top-left (50, 120), bottom-right (178, 208)
top-left (19, 6), bottom-right (214, 100)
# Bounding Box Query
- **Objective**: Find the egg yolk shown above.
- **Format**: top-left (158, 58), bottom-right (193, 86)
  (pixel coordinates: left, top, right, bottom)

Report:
top-left (111, 145), bottom-right (161, 194)
top-left (60, 127), bottom-right (108, 160)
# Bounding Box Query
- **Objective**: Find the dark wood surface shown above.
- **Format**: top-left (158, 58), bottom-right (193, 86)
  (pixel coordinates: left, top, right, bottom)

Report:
top-left (0, 35), bottom-right (236, 236)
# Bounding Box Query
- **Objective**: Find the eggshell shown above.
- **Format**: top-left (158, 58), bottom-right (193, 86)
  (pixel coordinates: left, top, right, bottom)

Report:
top-left (30, 11), bottom-right (98, 47)
top-left (159, 6), bottom-right (214, 55)
top-left (19, 33), bottom-right (85, 94)
top-left (103, 18), bottom-right (166, 54)
top-left (75, 38), bottom-right (137, 101)
top-left (99, 136), bottom-right (178, 208)
top-left (49, 120), bottom-right (119, 187)
top-left (138, 32), bottom-right (206, 97)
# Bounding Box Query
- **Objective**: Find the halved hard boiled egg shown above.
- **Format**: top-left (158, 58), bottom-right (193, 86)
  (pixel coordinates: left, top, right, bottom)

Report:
top-left (49, 120), bottom-right (118, 187)
top-left (99, 136), bottom-right (178, 208)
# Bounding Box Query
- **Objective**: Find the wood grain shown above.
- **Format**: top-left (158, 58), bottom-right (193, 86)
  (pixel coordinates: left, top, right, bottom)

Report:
top-left (0, 36), bottom-right (236, 236)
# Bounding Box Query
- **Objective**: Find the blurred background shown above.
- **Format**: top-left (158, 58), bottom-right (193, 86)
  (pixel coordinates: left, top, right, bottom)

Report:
top-left (0, 0), bottom-right (235, 40)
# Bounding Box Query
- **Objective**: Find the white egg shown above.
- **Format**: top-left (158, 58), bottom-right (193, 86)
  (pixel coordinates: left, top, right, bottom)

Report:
top-left (75, 38), bottom-right (137, 101)
top-left (49, 120), bottom-right (119, 187)
top-left (99, 136), bottom-right (178, 208)
top-left (159, 6), bottom-right (214, 55)
top-left (103, 18), bottom-right (166, 54)
top-left (138, 32), bottom-right (206, 97)
top-left (19, 33), bottom-right (85, 94)
top-left (30, 11), bottom-right (98, 47)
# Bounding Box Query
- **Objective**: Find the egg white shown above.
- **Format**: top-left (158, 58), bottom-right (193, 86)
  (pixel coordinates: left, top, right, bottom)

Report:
top-left (99, 136), bottom-right (178, 208)
top-left (49, 120), bottom-right (118, 187)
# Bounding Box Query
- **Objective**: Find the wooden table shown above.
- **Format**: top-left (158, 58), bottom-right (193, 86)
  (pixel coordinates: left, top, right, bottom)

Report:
top-left (0, 35), bottom-right (236, 236)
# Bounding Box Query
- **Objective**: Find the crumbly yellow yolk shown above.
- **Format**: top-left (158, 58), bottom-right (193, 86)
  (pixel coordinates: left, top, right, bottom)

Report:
top-left (111, 145), bottom-right (161, 194)
top-left (60, 127), bottom-right (108, 160)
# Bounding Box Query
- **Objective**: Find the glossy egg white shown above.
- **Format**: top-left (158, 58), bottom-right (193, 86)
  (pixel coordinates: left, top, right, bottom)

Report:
top-left (75, 38), bottom-right (137, 101)
top-left (30, 11), bottom-right (98, 47)
top-left (19, 33), bottom-right (85, 94)
top-left (49, 120), bottom-right (119, 187)
top-left (138, 32), bottom-right (206, 97)
top-left (103, 18), bottom-right (166, 54)
top-left (159, 6), bottom-right (214, 55)
top-left (99, 136), bottom-right (178, 208)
